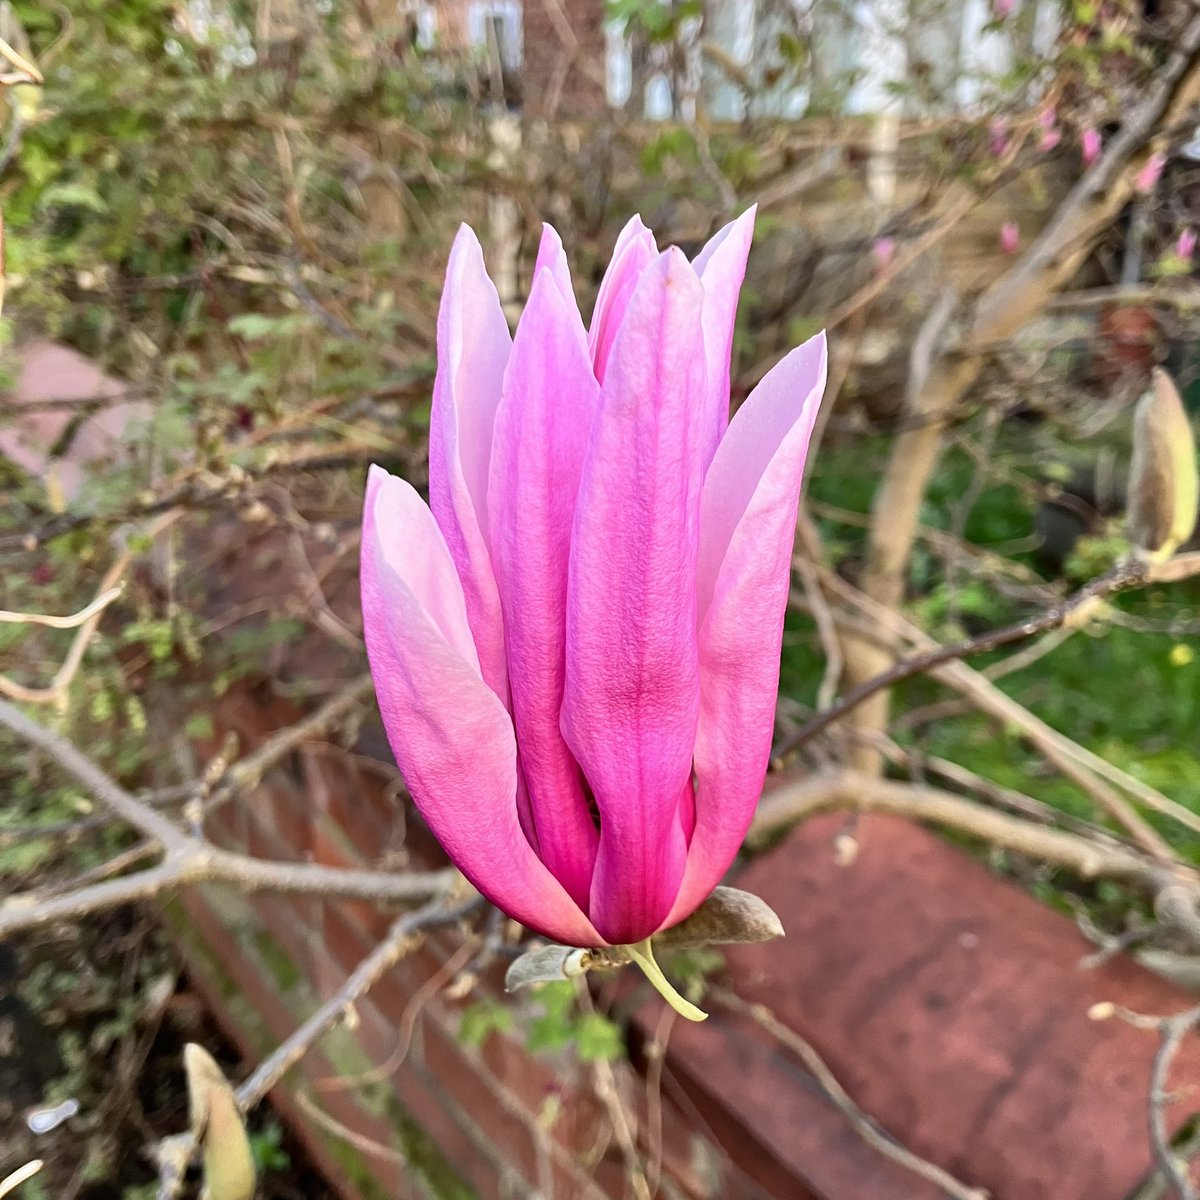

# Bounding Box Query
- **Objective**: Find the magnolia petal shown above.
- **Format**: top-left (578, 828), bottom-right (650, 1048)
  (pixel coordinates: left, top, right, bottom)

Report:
top-left (428, 225), bottom-right (511, 699)
top-left (667, 332), bottom-right (827, 927)
top-left (563, 249), bottom-right (707, 945)
top-left (488, 269), bottom-right (600, 910)
top-left (533, 223), bottom-right (591, 358)
top-left (693, 206), bottom-right (756, 462)
top-left (588, 214), bottom-right (657, 384)
top-left (362, 467), bottom-right (600, 946)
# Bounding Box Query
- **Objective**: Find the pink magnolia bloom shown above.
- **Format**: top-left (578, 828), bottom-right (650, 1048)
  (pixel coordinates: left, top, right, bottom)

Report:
top-left (1038, 107), bottom-right (1060, 153)
top-left (1081, 128), bottom-right (1102, 166)
top-left (988, 117), bottom-right (1010, 159)
top-left (871, 237), bottom-right (896, 271)
top-left (1135, 152), bottom-right (1166, 195)
top-left (1000, 221), bottom-right (1020, 254)
top-left (361, 211), bottom-right (826, 949)
top-left (1177, 228), bottom-right (1197, 259)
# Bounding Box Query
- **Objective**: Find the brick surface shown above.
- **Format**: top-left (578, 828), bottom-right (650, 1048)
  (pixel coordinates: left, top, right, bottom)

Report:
top-left (697, 810), bottom-right (1200, 1200)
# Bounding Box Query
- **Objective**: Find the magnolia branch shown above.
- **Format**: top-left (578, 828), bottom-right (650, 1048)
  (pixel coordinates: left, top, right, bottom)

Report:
top-left (1099, 1003), bottom-right (1200, 1200)
top-left (791, 558), bottom-right (1200, 854)
top-left (0, 696), bottom-right (455, 938)
top-left (778, 553), bottom-right (1200, 756)
top-left (750, 770), bottom-right (1200, 950)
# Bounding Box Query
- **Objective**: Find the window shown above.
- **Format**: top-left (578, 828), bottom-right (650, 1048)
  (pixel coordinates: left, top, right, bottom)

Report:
top-left (467, 0), bottom-right (522, 70)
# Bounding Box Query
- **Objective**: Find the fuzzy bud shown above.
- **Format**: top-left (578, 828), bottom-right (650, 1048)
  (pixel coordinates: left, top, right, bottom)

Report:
top-left (185, 1044), bottom-right (256, 1200)
top-left (1127, 368), bottom-right (1199, 561)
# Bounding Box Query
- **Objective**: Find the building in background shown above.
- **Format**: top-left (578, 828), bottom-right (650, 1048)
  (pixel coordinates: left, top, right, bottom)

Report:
top-left (400, 0), bottom-right (1063, 119)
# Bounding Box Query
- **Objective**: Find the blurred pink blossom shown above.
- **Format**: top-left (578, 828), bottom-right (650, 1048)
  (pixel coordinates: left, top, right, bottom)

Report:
top-left (1135, 152), bottom-right (1166, 195)
top-left (871, 237), bottom-right (896, 271)
top-left (988, 117), bottom-right (1010, 158)
top-left (1000, 222), bottom-right (1020, 254)
top-left (993, 0), bottom-right (1015, 17)
top-left (1081, 128), bottom-right (1101, 166)
top-left (1176, 228), bottom-right (1197, 259)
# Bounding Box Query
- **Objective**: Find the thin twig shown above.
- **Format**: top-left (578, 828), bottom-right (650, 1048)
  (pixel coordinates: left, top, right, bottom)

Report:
top-left (792, 560), bottom-right (1200, 850)
top-left (237, 895), bottom-right (482, 1109)
top-left (154, 896), bottom-right (481, 1199)
top-left (0, 585), bottom-right (123, 629)
top-left (718, 990), bottom-right (988, 1200)
top-left (1108, 1004), bottom-right (1200, 1200)
top-left (778, 556), bottom-right (1179, 756)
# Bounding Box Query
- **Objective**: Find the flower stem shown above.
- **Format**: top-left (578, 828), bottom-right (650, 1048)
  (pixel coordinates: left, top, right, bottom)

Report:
top-left (625, 939), bottom-right (708, 1022)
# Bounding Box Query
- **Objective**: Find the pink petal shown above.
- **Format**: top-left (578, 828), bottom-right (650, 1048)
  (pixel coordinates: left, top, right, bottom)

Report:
top-left (562, 249), bottom-right (707, 945)
top-left (588, 215), bottom-right (657, 384)
top-left (428, 225), bottom-right (512, 699)
top-left (666, 332), bottom-right (827, 927)
top-left (692, 206), bottom-right (756, 463)
top-left (532, 223), bottom-right (591, 356)
top-left (361, 466), bottom-right (600, 946)
top-left (487, 269), bottom-right (601, 910)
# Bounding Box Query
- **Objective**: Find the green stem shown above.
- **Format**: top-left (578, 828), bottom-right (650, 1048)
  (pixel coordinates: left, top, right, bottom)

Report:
top-left (625, 939), bottom-right (708, 1022)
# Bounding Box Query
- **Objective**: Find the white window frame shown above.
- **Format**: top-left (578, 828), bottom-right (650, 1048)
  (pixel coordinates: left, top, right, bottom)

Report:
top-left (467, 0), bottom-right (523, 70)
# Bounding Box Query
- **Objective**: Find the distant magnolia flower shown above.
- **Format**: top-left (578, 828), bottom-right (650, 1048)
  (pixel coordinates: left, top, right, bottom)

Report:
top-left (1176, 228), bottom-right (1197, 259)
top-left (1135, 152), bottom-right (1167, 194)
top-left (362, 213), bottom-right (826, 962)
top-left (993, 0), bottom-right (1015, 17)
top-left (1081, 128), bottom-right (1102, 166)
top-left (1000, 221), bottom-right (1020, 254)
top-left (871, 236), bottom-right (896, 271)
top-left (1037, 107), bottom-right (1060, 153)
top-left (988, 117), bottom-right (1010, 158)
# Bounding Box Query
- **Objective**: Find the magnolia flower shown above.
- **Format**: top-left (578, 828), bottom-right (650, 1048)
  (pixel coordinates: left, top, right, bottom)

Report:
top-left (1000, 221), bottom-right (1020, 254)
top-left (1081, 128), bottom-right (1102, 166)
top-left (361, 212), bottom-right (826, 1013)
top-left (1176, 228), bottom-right (1197, 260)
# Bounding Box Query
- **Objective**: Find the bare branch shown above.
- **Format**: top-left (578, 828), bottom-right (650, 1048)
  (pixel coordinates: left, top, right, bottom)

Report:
top-left (780, 555), bottom-right (1199, 758)
top-left (0, 696), bottom-right (455, 938)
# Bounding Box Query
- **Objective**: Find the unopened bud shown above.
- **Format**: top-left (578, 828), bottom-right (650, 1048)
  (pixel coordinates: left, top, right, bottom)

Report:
top-left (1088, 1001), bottom-right (1116, 1021)
top-left (1127, 368), bottom-right (1199, 561)
top-left (184, 1044), bottom-right (256, 1200)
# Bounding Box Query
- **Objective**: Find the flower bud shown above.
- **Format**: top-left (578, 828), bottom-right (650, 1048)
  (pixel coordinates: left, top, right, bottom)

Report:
top-left (1127, 368), bottom-right (1199, 561)
top-left (185, 1044), bottom-right (256, 1200)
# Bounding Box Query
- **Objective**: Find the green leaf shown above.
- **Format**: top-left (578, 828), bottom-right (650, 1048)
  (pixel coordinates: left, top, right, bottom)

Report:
top-left (575, 1013), bottom-right (623, 1062)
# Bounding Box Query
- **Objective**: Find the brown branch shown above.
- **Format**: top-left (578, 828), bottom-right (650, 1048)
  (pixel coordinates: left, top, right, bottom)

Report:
top-left (795, 561), bottom-right (1200, 850)
top-left (1105, 1003), bottom-right (1200, 1200)
top-left (1149, 1006), bottom-right (1200, 1200)
top-left (750, 770), bottom-right (1200, 949)
top-left (779, 555), bottom-right (1194, 756)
